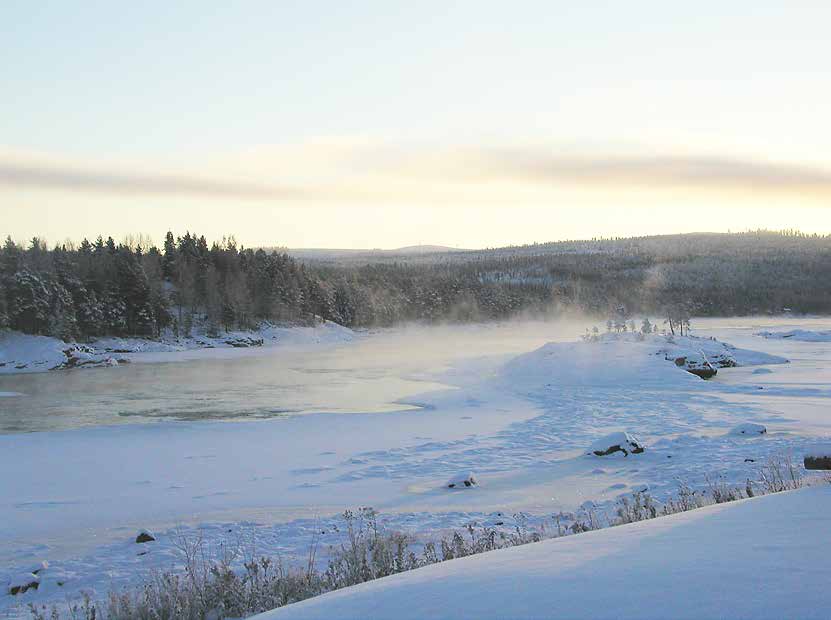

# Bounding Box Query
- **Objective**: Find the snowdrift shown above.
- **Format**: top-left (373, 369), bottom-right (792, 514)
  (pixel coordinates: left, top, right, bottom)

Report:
top-left (756, 329), bottom-right (831, 343)
top-left (500, 332), bottom-right (786, 392)
top-left (255, 486), bottom-right (831, 620)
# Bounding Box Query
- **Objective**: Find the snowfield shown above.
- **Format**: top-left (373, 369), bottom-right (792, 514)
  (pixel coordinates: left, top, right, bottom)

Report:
top-left (255, 485), bottom-right (831, 620)
top-left (1, 317), bottom-right (830, 618)
top-left (0, 320), bottom-right (355, 375)
top-left (756, 328), bottom-right (831, 342)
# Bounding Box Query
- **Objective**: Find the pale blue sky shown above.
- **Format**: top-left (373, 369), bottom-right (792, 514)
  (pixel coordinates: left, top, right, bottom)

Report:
top-left (3, 1), bottom-right (831, 247)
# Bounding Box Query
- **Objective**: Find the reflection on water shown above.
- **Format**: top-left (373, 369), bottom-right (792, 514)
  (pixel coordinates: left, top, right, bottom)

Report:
top-left (0, 321), bottom-right (588, 434)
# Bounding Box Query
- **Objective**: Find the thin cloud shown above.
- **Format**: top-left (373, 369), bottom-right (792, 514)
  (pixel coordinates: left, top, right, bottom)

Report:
top-left (2, 145), bottom-right (831, 203)
top-left (0, 159), bottom-right (302, 200)
top-left (480, 149), bottom-right (831, 195)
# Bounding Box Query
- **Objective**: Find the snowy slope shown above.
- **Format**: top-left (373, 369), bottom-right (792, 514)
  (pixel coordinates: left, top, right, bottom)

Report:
top-left (256, 485), bottom-right (831, 620)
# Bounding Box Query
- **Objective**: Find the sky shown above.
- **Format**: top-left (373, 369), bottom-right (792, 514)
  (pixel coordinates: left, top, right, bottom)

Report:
top-left (2, 0), bottom-right (831, 249)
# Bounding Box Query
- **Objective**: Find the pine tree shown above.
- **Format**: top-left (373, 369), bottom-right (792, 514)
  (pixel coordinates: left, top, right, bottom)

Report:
top-left (0, 280), bottom-right (8, 329)
top-left (48, 280), bottom-right (78, 341)
top-left (162, 231), bottom-right (177, 281)
top-left (1, 236), bottom-right (21, 277)
top-left (9, 270), bottom-right (51, 334)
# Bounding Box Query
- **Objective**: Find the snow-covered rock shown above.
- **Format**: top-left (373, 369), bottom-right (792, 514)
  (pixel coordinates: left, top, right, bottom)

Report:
top-left (729, 423), bottom-right (767, 436)
top-left (135, 529), bottom-right (156, 543)
top-left (804, 456), bottom-right (831, 470)
top-left (7, 571), bottom-right (40, 596)
top-left (656, 333), bottom-right (786, 371)
top-left (447, 472), bottom-right (478, 489)
top-left (669, 352), bottom-right (718, 379)
top-left (588, 432), bottom-right (644, 457)
top-left (0, 320), bottom-right (356, 375)
top-left (752, 367), bottom-right (773, 375)
top-left (30, 561), bottom-right (48, 574)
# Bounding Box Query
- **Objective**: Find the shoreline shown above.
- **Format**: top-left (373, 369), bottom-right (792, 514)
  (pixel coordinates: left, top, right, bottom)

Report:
top-left (0, 320), bottom-right (358, 376)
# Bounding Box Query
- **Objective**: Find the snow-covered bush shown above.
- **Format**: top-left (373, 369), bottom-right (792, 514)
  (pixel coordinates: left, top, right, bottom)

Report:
top-left (615, 491), bottom-right (658, 524)
top-left (706, 475), bottom-right (744, 504)
top-left (759, 454), bottom-right (802, 493)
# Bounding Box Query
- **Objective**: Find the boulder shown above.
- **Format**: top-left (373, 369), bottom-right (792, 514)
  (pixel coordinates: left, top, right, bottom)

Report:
top-left (7, 572), bottom-right (40, 596)
top-left (447, 472), bottom-right (478, 489)
top-left (729, 423), bottom-right (767, 436)
top-left (135, 529), bottom-right (156, 543)
top-left (804, 446), bottom-right (831, 470)
top-left (673, 355), bottom-right (718, 379)
top-left (805, 456), bottom-right (831, 470)
top-left (588, 432), bottom-right (644, 457)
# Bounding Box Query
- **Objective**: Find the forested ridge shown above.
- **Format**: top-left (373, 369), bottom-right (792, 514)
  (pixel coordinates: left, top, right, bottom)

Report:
top-left (1, 230), bottom-right (829, 342)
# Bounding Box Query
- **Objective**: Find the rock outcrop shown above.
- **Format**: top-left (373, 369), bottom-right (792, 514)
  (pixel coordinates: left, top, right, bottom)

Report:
top-left (588, 432), bottom-right (644, 457)
top-left (447, 472), bottom-right (478, 488)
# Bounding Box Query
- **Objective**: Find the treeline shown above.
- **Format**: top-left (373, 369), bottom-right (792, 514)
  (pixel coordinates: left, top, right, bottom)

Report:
top-left (0, 231), bottom-right (555, 341)
top-left (1, 230), bottom-right (830, 342)
top-left (0, 233), bottom-right (353, 340)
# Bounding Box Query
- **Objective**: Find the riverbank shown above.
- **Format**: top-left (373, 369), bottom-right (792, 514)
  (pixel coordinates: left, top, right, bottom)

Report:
top-left (0, 321), bottom-right (356, 375)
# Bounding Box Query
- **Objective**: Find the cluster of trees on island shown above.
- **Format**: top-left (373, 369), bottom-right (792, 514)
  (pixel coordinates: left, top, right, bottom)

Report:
top-left (0, 229), bottom-right (829, 341)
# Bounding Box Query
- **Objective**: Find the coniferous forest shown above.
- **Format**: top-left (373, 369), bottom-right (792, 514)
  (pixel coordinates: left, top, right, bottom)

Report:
top-left (1, 230), bottom-right (829, 342)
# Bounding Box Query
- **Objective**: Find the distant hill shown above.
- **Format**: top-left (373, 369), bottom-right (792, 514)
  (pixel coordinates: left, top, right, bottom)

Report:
top-left (266, 231), bottom-right (830, 266)
top-left (270, 245), bottom-right (467, 263)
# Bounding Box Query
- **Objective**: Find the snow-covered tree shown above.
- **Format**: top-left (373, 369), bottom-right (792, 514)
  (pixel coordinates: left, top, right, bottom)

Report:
top-left (8, 270), bottom-right (51, 333)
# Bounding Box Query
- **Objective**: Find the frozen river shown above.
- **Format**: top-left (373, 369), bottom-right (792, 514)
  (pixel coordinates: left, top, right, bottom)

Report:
top-left (1, 316), bottom-right (830, 617)
top-left (0, 321), bottom-right (590, 433)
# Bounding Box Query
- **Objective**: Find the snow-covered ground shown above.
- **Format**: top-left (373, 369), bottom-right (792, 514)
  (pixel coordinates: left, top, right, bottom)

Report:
top-left (255, 485), bottom-right (831, 620)
top-left (0, 321), bottom-right (355, 375)
top-left (2, 317), bottom-right (830, 617)
top-left (756, 328), bottom-right (831, 342)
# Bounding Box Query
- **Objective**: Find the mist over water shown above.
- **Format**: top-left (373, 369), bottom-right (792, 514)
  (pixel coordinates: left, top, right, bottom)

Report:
top-left (0, 320), bottom-right (594, 434)
top-left (4, 315), bottom-right (825, 434)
